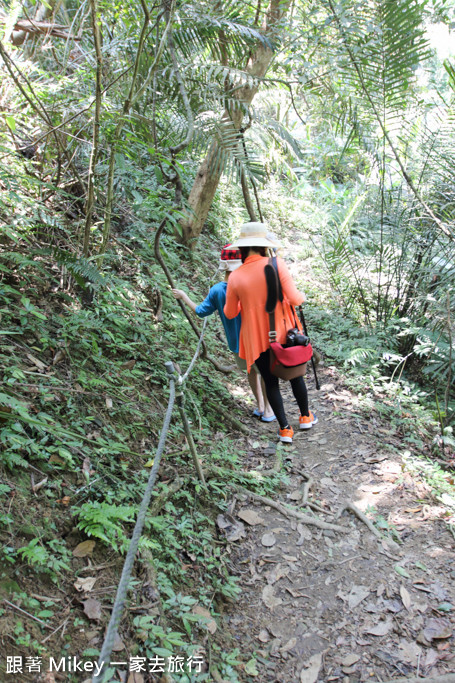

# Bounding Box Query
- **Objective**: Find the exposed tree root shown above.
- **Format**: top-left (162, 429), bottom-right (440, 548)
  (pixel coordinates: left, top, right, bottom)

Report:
top-left (336, 502), bottom-right (400, 549)
top-left (336, 502), bottom-right (382, 538)
top-left (236, 487), bottom-right (349, 533)
top-left (306, 500), bottom-right (328, 514)
top-left (218, 411), bottom-right (249, 435)
top-left (300, 472), bottom-right (313, 506)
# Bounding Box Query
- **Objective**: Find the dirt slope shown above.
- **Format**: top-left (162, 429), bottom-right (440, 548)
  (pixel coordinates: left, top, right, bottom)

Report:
top-left (221, 368), bottom-right (455, 683)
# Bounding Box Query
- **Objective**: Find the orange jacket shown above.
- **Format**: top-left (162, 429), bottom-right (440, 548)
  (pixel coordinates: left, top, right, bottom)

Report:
top-left (224, 254), bottom-right (305, 371)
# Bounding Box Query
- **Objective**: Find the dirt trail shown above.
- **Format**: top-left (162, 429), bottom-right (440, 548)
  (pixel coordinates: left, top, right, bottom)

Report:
top-left (221, 368), bottom-right (455, 683)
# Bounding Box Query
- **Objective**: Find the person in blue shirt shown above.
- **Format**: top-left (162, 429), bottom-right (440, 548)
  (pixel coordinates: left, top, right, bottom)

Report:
top-left (171, 244), bottom-right (275, 421)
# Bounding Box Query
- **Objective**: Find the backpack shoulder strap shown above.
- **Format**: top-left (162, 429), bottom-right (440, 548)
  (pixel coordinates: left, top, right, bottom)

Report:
top-left (271, 255), bottom-right (283, 302)
top-left (265, 257), bottom-right (280, 342)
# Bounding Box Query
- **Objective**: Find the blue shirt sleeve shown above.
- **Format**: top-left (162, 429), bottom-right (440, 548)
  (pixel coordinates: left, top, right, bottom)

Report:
top-left (195, 290), bottom-right (216, 318)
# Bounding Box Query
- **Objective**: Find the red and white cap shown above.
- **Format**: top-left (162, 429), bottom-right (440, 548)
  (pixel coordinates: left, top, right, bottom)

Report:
top-left (219, 244), bottom-right (242, 272)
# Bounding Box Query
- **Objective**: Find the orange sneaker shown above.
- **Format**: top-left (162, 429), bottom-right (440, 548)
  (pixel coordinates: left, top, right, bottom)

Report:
top-left (299, 412), bottom-right (318, 430)
top-left (278, 426), bottom-right (294, 443)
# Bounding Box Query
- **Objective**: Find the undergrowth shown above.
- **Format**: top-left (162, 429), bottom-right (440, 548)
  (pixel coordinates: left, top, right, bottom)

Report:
top-left (0, 195), bottom-right (285, 681)
top-left (1, 123), bottom-right (454, 683)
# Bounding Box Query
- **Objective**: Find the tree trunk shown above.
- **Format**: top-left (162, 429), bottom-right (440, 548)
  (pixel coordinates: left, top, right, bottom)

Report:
top-left (180, 0), bottom-right (290, 246)
top-left (241, 170), bottom-right (257, 221)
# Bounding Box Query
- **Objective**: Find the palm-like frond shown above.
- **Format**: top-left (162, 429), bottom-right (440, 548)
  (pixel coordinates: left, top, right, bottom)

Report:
top-left (173, 5), bottom-right (272, 66)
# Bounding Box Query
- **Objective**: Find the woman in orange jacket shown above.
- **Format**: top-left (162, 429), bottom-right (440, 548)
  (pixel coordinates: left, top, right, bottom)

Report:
top-left (224, 223), bottom-right (317, 443)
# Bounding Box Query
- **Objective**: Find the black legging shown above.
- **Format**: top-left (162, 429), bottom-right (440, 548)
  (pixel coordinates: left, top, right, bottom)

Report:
top-left (254, 349), bottom-right (309, 430)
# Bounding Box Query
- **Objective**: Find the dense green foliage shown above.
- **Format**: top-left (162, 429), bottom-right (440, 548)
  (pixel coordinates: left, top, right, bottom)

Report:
top-left (1, 0), bottom-right (455, 679)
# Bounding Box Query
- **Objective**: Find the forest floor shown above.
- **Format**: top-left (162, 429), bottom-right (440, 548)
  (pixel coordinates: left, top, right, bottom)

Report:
top-left (219, 366), bottom-right (455, 683)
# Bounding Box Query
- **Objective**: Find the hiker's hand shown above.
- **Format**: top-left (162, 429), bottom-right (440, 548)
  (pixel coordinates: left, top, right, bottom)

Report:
top-left (171, 289), bottom-right (185, 300)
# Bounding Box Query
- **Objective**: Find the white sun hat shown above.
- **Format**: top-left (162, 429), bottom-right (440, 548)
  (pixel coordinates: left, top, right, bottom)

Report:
top-left (230, 222), bottom-right (281, 249)
top-left (266, 231), bottom-right (282, 249)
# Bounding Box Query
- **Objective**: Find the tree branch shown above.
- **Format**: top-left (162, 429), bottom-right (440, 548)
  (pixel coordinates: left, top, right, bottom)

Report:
top-left (154, 220), bottom-right (233, 374)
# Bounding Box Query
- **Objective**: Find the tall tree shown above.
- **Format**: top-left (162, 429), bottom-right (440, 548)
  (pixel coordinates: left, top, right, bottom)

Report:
top-left (180, 0), bottom-right (290, 245)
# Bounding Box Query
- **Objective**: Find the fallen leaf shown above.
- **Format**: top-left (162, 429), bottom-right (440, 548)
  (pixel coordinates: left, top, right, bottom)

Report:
top-left (121, 360), bottom-right (136, 371)
top-left (262, 585), bottom-right (282, 610)
top-left (216, 514), bottom-right (245, 542)
top-left (237, 509), bottom-right (264, 526)
top-left (112, 630), bottom-right (125, 651)
top-left (73, 540), bottom-right (96, 557)
top-left (281, 637), bottom-right (297, 653)
top-left (415, 561), bottom-right (428, 572)
top-left (57, 496), bottom-right (71, 506)
top-left (437, 602), bottom-right (453, 612)
top-left (394, 565), bottom-right (411, 578)
top-left (74, 577), bottom-right (97, 592)
top-left (49, 454), bottom-right (65, 465)
top-left (52, 349), bottom-right (66, 365)
top-left (266, 563), bottom-right (290, 585)
top-left (261, 533), bottom-right (276, 547)
top-left (341, 654), bottom-right (360, 667)
top-left (430, 582), bottom-right (448, 601)
top-left (437, 642), bottom-right (451, 651)
top-left (192, 605), bottom-right (217, 634)
top-left (348, 585), bottom-right (370, 610)
top-left (257, 629), bottom-right (270, 643)
top-left (300, 653), bottom-right (322, 683)
top-left (105, 397), bottom-right (113, 409)
top-left (423, 649), bottom-right (439, 669)
top-left (400, 585), bottom-right (412, 610)
top-left (366, 620), bottom-right (393, 636)
top-left (244, 658), bottom-right (258, 676)
top-left (127, 674), bottom-right (145, 683)
top-left (384, 598), bottom-right (403, 613)
top-left (296, 523), bottom-right (312, 545)
top-left (397, 640), bottom-right (422, 665)
top-left (216, 514), bottom-right (230, 529)
top-left (422, 618), bottom-right (452, 642)
top-left (82, 598), bottom-right (102, 621)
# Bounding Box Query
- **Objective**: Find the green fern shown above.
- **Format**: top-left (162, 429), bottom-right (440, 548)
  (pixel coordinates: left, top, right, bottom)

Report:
top-left (52, 248), bottom-right (105, 291)
top-left (76, 501), bottom-right (137, 553)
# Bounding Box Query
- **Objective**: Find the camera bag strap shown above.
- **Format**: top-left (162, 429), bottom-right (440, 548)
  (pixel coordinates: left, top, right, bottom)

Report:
top-left (265, 257), bottom-right (299, 343)
top-left (264, 256), bottom-right (280, 342)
